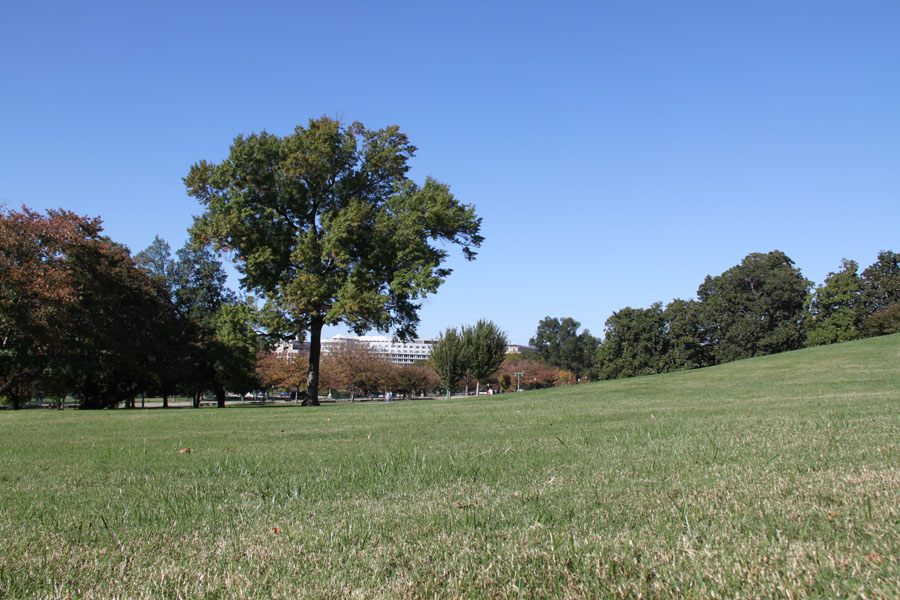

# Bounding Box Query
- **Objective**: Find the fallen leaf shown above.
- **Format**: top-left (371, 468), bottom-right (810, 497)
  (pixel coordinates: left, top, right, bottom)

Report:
top-left (272, 527), bottom-right (281, 534)
top-left (177, 448), bottom-right (192, 454)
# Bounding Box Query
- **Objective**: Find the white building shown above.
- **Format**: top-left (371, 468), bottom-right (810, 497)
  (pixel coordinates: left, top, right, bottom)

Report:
top-left (322, 334), bottom-right (435, 365)
top-left (282, 335), bottom-right (534, 364)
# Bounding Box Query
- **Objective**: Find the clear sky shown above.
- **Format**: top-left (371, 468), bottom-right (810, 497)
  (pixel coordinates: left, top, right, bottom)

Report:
top-left (2, 1), bottom-right (898, 344)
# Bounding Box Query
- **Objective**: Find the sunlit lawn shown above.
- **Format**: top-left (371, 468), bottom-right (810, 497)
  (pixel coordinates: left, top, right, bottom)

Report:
top-left (1, 334), bottom-right (898, 598)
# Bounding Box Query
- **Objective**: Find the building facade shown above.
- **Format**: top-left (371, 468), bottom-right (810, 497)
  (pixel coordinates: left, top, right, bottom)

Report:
top-left (322, 334), bottom-right (435, 365)
top-left (283, 335), bottom-right (535, 364)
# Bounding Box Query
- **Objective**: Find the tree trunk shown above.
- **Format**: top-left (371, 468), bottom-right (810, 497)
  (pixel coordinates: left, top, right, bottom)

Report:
top-left (475, 381), bottom-right (481, 397)
top-left (304, 318), bottom-right (323, 406)
top-left (163, 394), bottom-right (168, 408)
top-left (192, 393), bottom-right (200, 408)
top-left (215, 383), bottom-right (226, 408)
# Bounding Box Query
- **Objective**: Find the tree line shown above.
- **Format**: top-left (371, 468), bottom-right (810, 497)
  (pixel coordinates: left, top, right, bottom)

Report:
top-left (3, 116), bottom-right (897, 407)
top-left (258, 320), bottom-right (521, 401)
top-left (256, 341), bottom-right (439, 401)
top-left (527, 250), bottom-right (899, 382)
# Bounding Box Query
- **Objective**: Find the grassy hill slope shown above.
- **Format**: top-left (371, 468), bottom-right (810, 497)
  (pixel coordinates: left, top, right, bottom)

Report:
top-left (1, 334), bottom-right (898, 598)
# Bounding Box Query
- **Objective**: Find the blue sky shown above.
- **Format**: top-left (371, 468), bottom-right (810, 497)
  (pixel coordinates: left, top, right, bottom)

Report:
top-left (2, 1), bottom-right (898, 344)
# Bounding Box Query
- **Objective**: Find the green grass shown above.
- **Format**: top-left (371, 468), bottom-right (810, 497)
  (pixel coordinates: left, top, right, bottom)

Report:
top-left (1, 334), bottom-right (898, 598)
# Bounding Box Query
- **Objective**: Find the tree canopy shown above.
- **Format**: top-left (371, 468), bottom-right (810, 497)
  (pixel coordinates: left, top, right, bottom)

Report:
top-left (662, 298), bottom-right (712, 371)
top-left (595, 303), bottom-right (669, 380)
top-left (529, 316), bottom-right (597, 378)
top-left (185, 116), bottom-right (482, 404)
top-left (861, 250), bottom-right (900, 314)
top-left (697, 251), bottom-right (812, 363)
top-left (1, 207), bottom-right (89, 403)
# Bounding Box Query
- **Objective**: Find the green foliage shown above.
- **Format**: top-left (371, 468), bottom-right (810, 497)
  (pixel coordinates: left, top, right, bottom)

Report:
top-left (461, 319), bottom-right (508, 395)
top-left (134, 235), bottom-right (175, 287)
top-left (56, 233), bottom-right (175, 409)
top-left (697, 250), bottom-right (812, 363)
top-left (529, 316), bottom-right (597, 378)
top-left (186, 117), bottom-right (482, 404)
top-left (172, 243), bottom-right (235, 327)
top-left (595, 303), bottom-right (669, 380)
top-left (594, 251), bottom-right (815, 381)
top-left (864, 303), bottom-right (900, 336)
top-left (805, 259), bottom-right (865, 346)
top-left (173, 242), bottom-right (263, 405)
top-left (429, 327), bottom-right (468, 398)
top-left (214, 301), bottom-right (264, 397)
top-left (63, 237), bottom-right (176, 408)
top-left (662, 298), bottom-right (712, 370)
top-left (860, 250), bottom-right (900, 315)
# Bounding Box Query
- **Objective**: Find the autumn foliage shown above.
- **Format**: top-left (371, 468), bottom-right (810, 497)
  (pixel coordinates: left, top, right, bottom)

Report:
top-left (1, 206), bottom-right (175, 408)
top-left (255, 349), bottom-right (309, 396)
top-left (0, 207), bottom-right (94, 403)
top-left (320, 342), bottom-right (394, 400)
top-left (498, 358), bottom-right (562, 391)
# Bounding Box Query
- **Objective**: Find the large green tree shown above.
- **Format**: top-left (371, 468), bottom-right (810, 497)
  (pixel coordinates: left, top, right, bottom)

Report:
top-left (697, 251), bottom-right (812, 364)
top-left (185, 117), bottom-right (481, 405)
top-left (529, 316), bottom-right (597, 379)
top-left (462, 319), bottom-right (508, 396)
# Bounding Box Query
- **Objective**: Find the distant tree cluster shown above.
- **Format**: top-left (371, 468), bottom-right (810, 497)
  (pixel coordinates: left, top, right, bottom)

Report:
top-left (529, 317), bottom-right (598, 380)
top-left (429, 320), bottom-right (509, 397)
top-left (588, 250), bottom-right (899, 381)
top-left (256, 342), bottom-right (439, 401)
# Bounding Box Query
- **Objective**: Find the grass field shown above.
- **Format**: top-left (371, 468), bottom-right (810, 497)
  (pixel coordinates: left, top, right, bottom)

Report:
top-left (1, 334), bottom-right (898, 598)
